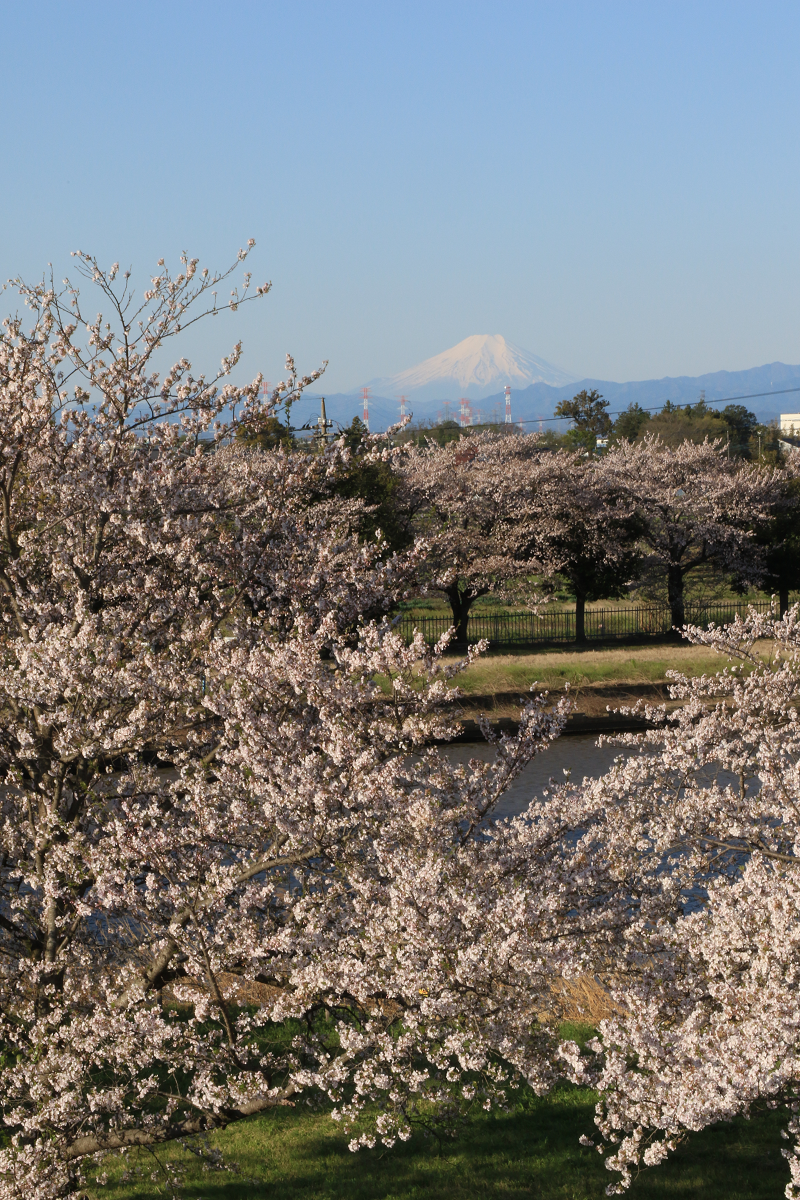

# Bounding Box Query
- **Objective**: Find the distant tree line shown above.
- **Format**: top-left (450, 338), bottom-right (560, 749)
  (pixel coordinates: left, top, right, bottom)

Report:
top-left (237, 393), bottom-right (799, 643)
top-left (394, 431), bottom-right (798, 640)
top-left (550, 388), bottom-right (780, 460)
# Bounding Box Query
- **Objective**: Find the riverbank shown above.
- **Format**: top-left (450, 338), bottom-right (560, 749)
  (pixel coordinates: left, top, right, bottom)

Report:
top-left (451, 688), bottom-right (664, 739)
top-left (444, 642), bottom-right (768, 738)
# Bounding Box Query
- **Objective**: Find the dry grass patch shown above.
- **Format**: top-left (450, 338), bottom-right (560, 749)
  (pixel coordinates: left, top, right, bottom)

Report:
top-left (541, 975), bottom-right (627, 1024)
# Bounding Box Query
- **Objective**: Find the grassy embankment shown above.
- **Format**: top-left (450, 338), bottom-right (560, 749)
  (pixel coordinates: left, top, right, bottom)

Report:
top-left (85, 1072), bottom-right (788, 1199)
top-left (395, 587), bottom-right (781, 720)
top-left (453, 642), bottom-right (731, 694)
top-left (374, 642), bottom-right (767, 722)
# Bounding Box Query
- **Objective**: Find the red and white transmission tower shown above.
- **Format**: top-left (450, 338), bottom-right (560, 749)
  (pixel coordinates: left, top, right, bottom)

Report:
top-left (362, 386), bottom-right (371, 430)
top-left (459, 397), bottom-right (471, 428)
top-left (504, 386), bottom-right (512, 424)
top-left (260, 381), bottom-right (273, 402)
top-left (399, 395), bottom-right (407, 420)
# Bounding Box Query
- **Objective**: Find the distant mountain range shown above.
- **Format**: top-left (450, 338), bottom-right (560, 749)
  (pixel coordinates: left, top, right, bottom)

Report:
top-left (365, 334), bottom-right (577, 403)
top-left (479, 361), bottom-right (800, 430)
top-left (292, 335), bottom-right (800, 432)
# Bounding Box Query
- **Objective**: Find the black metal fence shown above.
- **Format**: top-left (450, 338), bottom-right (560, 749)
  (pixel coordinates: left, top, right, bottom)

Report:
top-left (396, 600), bottom-right (776, 647)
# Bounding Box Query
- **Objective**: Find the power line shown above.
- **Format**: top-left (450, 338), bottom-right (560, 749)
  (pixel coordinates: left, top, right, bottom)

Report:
top-left (374, 384), bottom-right (800, 433)
top-left (512, 384), bottom-right (800, 426)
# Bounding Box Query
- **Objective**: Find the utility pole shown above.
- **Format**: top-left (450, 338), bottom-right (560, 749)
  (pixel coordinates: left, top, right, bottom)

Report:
top-left (313, 396), bottom-right (334, 446)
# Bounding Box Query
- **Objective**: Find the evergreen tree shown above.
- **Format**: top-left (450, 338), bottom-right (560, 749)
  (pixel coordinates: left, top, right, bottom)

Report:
top-left (555, 388), bottom-right (612, 453)
top-left (611, 401), bottom-right (651, 442)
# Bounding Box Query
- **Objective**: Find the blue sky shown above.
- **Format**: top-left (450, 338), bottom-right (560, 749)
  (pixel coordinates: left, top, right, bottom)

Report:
top-left (1, 1), bottom-right (800, 394)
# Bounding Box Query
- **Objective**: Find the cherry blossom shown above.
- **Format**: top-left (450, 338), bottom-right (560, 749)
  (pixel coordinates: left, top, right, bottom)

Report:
top-left (576, 606), bottom-right (800, 1196)
top-left (596, 435), bottom-right (779, 627)
top-left (3, 248), bottom-right (797, 1200)
top-left (397, 433), bottom-right (560, 640)
top-left (0, 254), bottom-right (587, 1198)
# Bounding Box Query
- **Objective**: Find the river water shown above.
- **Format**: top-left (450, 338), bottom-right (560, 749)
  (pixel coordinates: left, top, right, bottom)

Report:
top-left (442, 732), bottom-right (753, 820)
top-left (441, 734), bottom-right (624, 819)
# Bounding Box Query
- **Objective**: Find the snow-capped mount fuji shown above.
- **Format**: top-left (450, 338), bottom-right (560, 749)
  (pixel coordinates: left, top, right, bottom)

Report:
top-left (364, 334), bottom-right (577, 403)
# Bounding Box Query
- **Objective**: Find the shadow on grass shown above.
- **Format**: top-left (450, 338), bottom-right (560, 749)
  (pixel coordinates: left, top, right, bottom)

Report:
top-left (91, 1085), bottom-right (788, 1200)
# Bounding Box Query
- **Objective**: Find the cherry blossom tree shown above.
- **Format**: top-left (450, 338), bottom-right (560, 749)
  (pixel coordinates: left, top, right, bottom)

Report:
top-left (568, 606), bottom-right (800, 1196)
top-left (397, 432), bottom-right (556, 642)
top-left (9, 248), bottom-right (799, 1200)
top-left (597, 435), bottom-right (779, 628)
top-left (508, 451), bottom-right (642, 643)
top-left (0, 253), bottom-right (607, 1199)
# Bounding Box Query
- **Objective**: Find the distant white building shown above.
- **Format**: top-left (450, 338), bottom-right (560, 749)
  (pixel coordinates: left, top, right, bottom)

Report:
top-left (780, 413), bottom-right (800, 435)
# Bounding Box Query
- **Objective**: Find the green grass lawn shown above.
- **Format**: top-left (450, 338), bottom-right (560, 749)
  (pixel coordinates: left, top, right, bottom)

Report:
top-left (86, 1085), bottom-right (788, 1200)
top-left (452, 643), bottom-right (739, 693)
top-left (373, 641), bottom-right (772, 698)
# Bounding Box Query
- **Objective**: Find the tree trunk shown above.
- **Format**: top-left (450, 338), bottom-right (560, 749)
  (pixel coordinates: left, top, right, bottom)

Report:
top-left (667, 564), bottom-right (685, 630)
top-left (445, 586), bottom-right (473, 644)
top-left (575, 593), bottom-right (587, 645)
